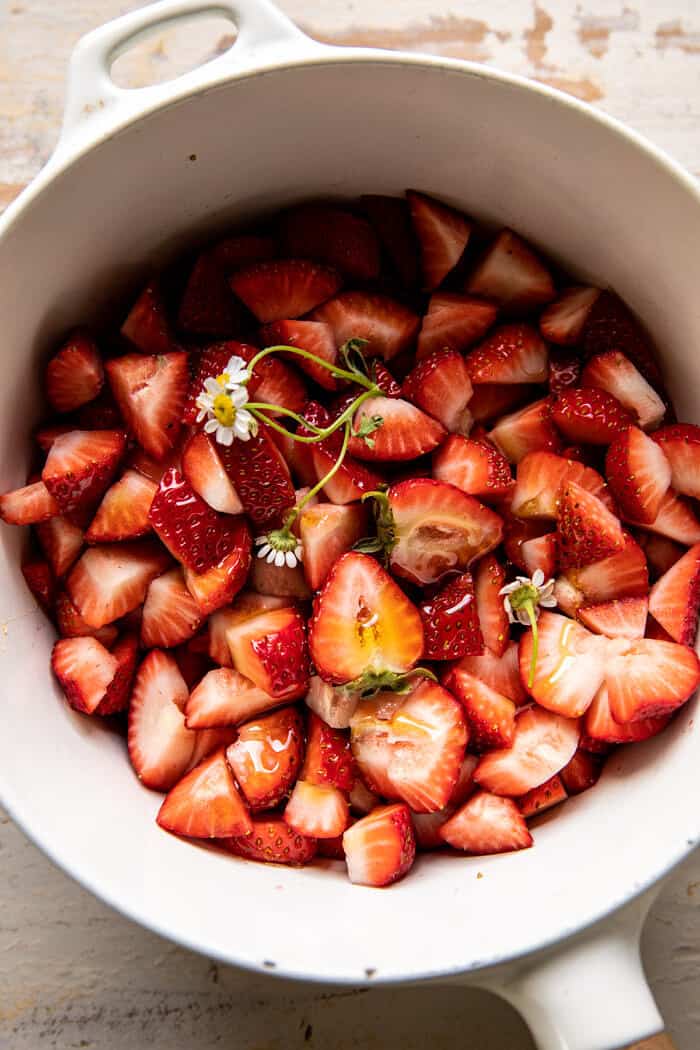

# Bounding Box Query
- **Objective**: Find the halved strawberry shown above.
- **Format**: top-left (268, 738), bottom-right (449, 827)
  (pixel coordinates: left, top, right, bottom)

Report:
top-left (475, 705), bottom-right (580, 796)
top-left (581, 290), bottom-right (664, 390)
top-left (349, 397), bottom-right (446, 462)
top-left (299, 501), bottom-right (368, 591)
top-left (211, 233), bottom-right (277, 270)
top-left (106, 351), bottom-right (188, 460)
top-left (305, 675), bottom-right (360, 730)
top-left (67, 540), bottom-right (171, 628)
top-left (121, 280), bottom-right (174, 354)
top-left (361, 193), bottom-right (420, 289)
top-left (230, 259), bottom-right (341, 322)
top-left (226, 606), bottom-right (309, 700)
top-left (539, 286), bottom-right (601, 345)
top-left (433, 434), bottom-right (513, 500)
top-left (54, 590), bottom-right (118, 646)
top-left (465, 229), bottom-right (555, 312)
top-left (469, 383), bottom-right (535, 424)
top-left (223, 815), bottom-right (317, 866)
top-left (406, 190), bottom-right (471, 291)
top-left (578, 596), bottom-right (649, 640)
top-left (95, 632), bottom-right (140, 715)
top-left (440, 791), bottom-right (533, 853)
top-left (309, 552), bottom-right (424, 683)
top-left (648, 543), bottom-right (700, 645)
top-left (557, 481), bottom-right (625, 569)
top-left (511, 451), bottom-right (613, 519)
top-left (559, 749), bottom-right (603, 795)
top-left (632, 490), bottom-right (700, 546)
top-left (207, 598), bottom-right (284, 666)
top-left (271, 426), bottom-right (318, 488)
top-left (652, 425), bottom-right (700, 500)
top-left (606, 426), bottom-right (671, 525)
top-left (181, 432), bottom-right (242, 515)
top-left (279, 203), bottom-right (380, 281)
top-left (568, 532), bottom-right (649, 603)
top-left (418, 573), bottom-right (483, 661)
top-left (178, 252), bottom-right (239, 336)
top-left (488, 398), bottom-right (561, 464)
top-left (46, 331), bottom-right (104, 413)
top-left (0, 480), bottom-right (59, 525)
top-left (126, 447), bottom-right (181, 484)
top-left (127, 649), bottom-right (196, 790)
top-left (520, 611), bottom-right (607, 716)
top-left (226, 706), bottom-right (304, 809)
top-left (285, 781), bottom-right (350, 839)
top-left (584, 685), bottom-right (670, 745)
top-left (550, 387), bottom-right (634, 444)
top-left (605, 638), bottom-right (700, 722)
top-left (636, 531), bottom-right (684, 580)
top-left (22, 559), bottom-right (55, 614)
top-left (51, 636), bottom-right (119, 714)
top-left (450, 641), bottom-right (528, 705)
top-left (148, 467), bottom-right (242, 575)
top-left (217, 425), bottom-right (295, 528)
top-left (185, 667), bottom-right (281, 728)
top-left (581, 351), bottom-right (665, 430)
top-left (343, 803), bottom-right (415, 886)
top-left (311, 292), bottom-right (420, 360)
top-left (157, 747), bottom-right (251, 838)
top-left (85, 469), bottom-right (157, 543)
top-left (183, 523), bottom-right (252, 615)
top-left (518, 774), bottom-right (568, 819)
top-left (260, 319), bottom-right (340, 390)
top-left (402, 350), bottom-right (473, 434)
top-left (465, 324), bottom-right (548, 385)
top-left (521, 533), bottom-right (558, 579)
top-left (450, 670), bottom-right (516, 751)
top-left (416, 293), bottom-right (497, 361)
top-left (140, 567), bottom-right (204, 648)
top-left (42, 430), bottom-right (126, 515)
top-left (473, 555), bottom-right (509, 656)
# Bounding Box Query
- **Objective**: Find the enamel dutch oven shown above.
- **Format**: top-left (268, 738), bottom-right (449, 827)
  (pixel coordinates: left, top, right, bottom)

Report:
top-left (1, 2), bottom-right (699, 1047)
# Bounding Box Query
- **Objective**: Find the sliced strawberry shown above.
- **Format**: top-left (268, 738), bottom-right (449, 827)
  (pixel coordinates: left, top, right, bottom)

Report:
top-left (148, 467), bottom-right (242, 574)
top-left (653, 424), bottom-right (700, 500)
top-left (568, 532), bottom-right (649, 603)
top-left (95, 632), bottom-right (140, 715)
top-left (183, 524), bottom-right (252, 616)
top-left (637, 531), bottom-right (684, 580)
top-left (126, 447), bottom-right (181, 484)
top-left (406, 190), bottom-right (471, 291)
top-left (539, 286), bottom-right (601, 345)
top-left (238, 344), bottom-right (308, 419)
top-left (313, 441), bottom-right (384, 504)
top-left (521, 533), bottom-right (558, 578)
top-left (185, 667), bottom-right (281, 728)
top-left (260, 319), bottom-right (340, 390)
top-left (127, 649), bottom-right (196, 790)
top-left (157, 747), bottom-right (251, 838)
top-left (178, 252), bottom-right (239, 336)
top-left (440, 791), bottom-right (533, 853)
top-left (22, 559), bottom-right (55, 614)
top-left (0, 480), bottom-right (59, 525)
top-left (557, 481), bottom-right (625, 569)
top-left (285, 781), bottom-right (350, 839)
top-left (46, 331), bottom-right (104, 413)
top-left (226, 705), bottom-right (304, 809)
top-left (223, 815), bottom-right (317, 866)
top-left (311, 292), bottom-right (420, 360)
top-left (342, 803), bottom-right (415, 886)
top-left (511, 451), bottom-right (612, 519)
top-left (466, 229), bottom-right (555, 312)
top-left (553, 575), bottom-right (584, 617)
top-left (475, 705), bottom-right (580, 796)
top-left (584, 685), bottom-right (670, 745)
top-left (85, 469), bottom-right (157, 543)
top-left (211, 234), bottom-right (277, 270)
top-left (648, 543), bottom-right (700, 645)
top-left (473, 554), bottom-right (509, 656)
top-left (581, 290), bottom-right (664, 390)
top-left (469, 383), bottom-right (535, 424)
top-left (140, 567), bottom-right (204, 648)
top-left (67, 540), bottom-right (170, 628)
top-left (42, 430), bottom-right (126, 515)
top-left (560, 749), bottom-right (603, 795)
top-left (632, 490), bottom-right (700, 545)
top-left (361, 194), bottom-right (420, 289)
top-left (488, 398), bottom-right (561, 463)
top-left (581, 351), bottom-right (665, 430)
top-left (503, 514), bottom-right (550, 572)
top-left (75, 390), bottom-right (124, 431)
top-left (349, 776), bottom-right (380, 815)
top-left (230, 259), bottom-right (341, 322)
top-left (279, 203), bottom-right (380, 281)
top-left (520, 611), bottom-right (607, 717)
top-left (402, 350), bottom-right (473, 434)
top-left (578, 596), bottom-right (649, 640)
top-left (299, 501), bottom-right (368, 591)
top-left (181, 432), bottom-right (242, 515)
top-left (217, 425), bottom-right (295, 528)
top-left (305, 675), bottom-right (360, 730)
top-left (465, 324), bottom-right (548, 385)
top-left (106, 351), bottom-right (188, 460)
top-left (226, 606), bottom-right (309, 700)
top-left (182, 341), bottom-right (250, 425)
top-left (450, 670), bottom-right (516, 751)
top-left (605, 638), bottom-right (700, 722)
top-left (54, 590), bottom-right (118, 645)
top-left (518, 774), bottom-right (567, 819)
top-left (410, 755), bottom-right (478, 849)
top-left (418, 573), bottom-right (483, 660)
top-left (349, 397), bottom-right (446, 462)
top-left (35, 423), bottom-right (76, 453)
top-left (310, 552), bottom-right (424, 683)
top-left (433, 434), bottom-right (513, 500)
top-left (249, 555), bottom-right (310, 600)
top-left (450, 641), bottom-right (528, 705)
top-left (416, 293), bottom-right (497, 361)
top-left (550, 387), bottom-right (634, 444)
top-left (605, 426), bottom-right (671, 524)
top-left (121, 280), bottom-right (174, 354)
top-left (51, 636), bottom-right (119, 714)
top-left (271, 426), bottom-right (318, 488)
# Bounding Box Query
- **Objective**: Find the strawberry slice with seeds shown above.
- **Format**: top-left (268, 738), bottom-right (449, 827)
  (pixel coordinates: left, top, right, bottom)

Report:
top-left (581, 351), bottom-right (665, 430)
top-left (466, 229), bottom-right (555, 312)
top-left (121, 280), bottom-right (174, 354)
top-left (606, 426), bottom-right (671, 524)
top-left (285, 781), bottom-right (350, 839)
top-left (217, 425), bottom-right (295, 528)
top-left (578, 596), bottom-right (649, 640)
top-left (299, 501), bottom-right (368, 590)
top-left (67, 540), bottom-right (171, 628)
top-left (46, 331), bottom-right (104, 413)
top-left (584, 685), bottom-right (670, 745)
top-left (361, 194), bottom-right (420, 289)
top-left (521, 533), bottom-right (558, 578)
top-left (185, 667), bottom-right (281, 728)
top-left (349, 396), bottom-right (446, 461)
top-left (632, 490), bottom-right (700, 546)
top-left (503, 514), bottom-right (551, 572)
top-left (313, 441), bottom-right (385, 504)
top-left (127, 649), bottom-right (196, 791)
top-left (581, 290), bottom-right (664, 390)
top-left (227, 706), bottom-right (304, 809)
top-left (539, 286), bottom-right (601, 345)
top-left (550, 387), bottom-right (634, 444)
top-left (465, 324), bottom-right (548, 385)
top-left (511, 451), bottom-right (613, 519)
top-left (440, 791), bottom-right (533, 853)
top-left (42, 430), bottom-right (126, 515)
top-left (605, 637), bottom-right (700, 722)
top-left (343, 802), bottom-right (416, 886)
top-left (653, 424), bottom-right (700, 500)
top-left (157, 747), bottom-right (252, 839)
top-left (302, 711), bottom-right (355, 790)
top-left (260, 319), bottom-right (340, 390)
top-left (433, 434), bottom-right (514, 500)
top-left (557, 481), bottom-right (625, 569)
top-left (450, 642), bottom-right (528, 705)
top-left (182, 524), bottom-right (251, 616)
top-left (418, 573), bottom-right (483, 660)
top-left (178, 252), bottom-right (239, 336)
top-left (106, 351), bottom-right (188, 461)
top-left (279, 203), bottom-right (380, 281)
top-left (305, 675), bottom-right (360, 730)
top-left (402, 350), bottom-right (474, 434)
top-left (85, 469), bottom-right (157, 543)
top-left (406, 190), bottom-right (472, 290)
top-left (568, 532), bottom-right (649, 603)
top-left (488, 398), bottom-right (561, 464)
top-left (95, 633), bottom-right (140, 715)
top-left (181, 432), bottom-right (242, 515)
top-left (648, 543), bottom-right (700, 645)
top-left (416, 293), bottom-right (497, 360)
top-left (410, 755), bottom-right (478, 849)
top-left (55, 590), bottom-right (118, 646)
top-left (559, 749), bottom-right (603, 795)
top-left (518, 775), bottom-right (568, 819)
top-left (22, 559), bottom-right (55, 614)
top-left (469, 383), bottom-right (535, 424)
top-left (520, 611), bottom-right (607, 717)
top-left (226, 606), bottom-right (309, 700)
top-left (230, 259), bottom-right (341, 322)
top-left (548, 348), bottom-right (581, 394)
top-left (141, 566), bottom-right (205, 648)
top-left (35, 423), bottom-right (76, 453)
top-left (311, 291), bottom-right (420, 360)
top-left (473, 554), bottom-right (509, 656)
top-left (223, 815), bottom-right (317, 866)
top-left (450, 670), bottom-right (516, 751)
top-left (0, 480), bottom-right (59, 525)
top-left (475, 705), bottom-right (580, 796)
top-left (51, 636), bottom-right (119, 714)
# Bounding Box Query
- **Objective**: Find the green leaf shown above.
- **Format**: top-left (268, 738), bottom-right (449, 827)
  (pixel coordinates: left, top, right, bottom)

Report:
top-left (352, 489), bottom-right (397, 564)
top-left (343, 666), bottom-right (437, 700)
top-left (352, 414), bottom-right (384, 448)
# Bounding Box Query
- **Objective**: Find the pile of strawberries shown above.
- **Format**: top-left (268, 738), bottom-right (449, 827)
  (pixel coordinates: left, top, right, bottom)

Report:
top-left (2, 190), bottom-right (700, 888)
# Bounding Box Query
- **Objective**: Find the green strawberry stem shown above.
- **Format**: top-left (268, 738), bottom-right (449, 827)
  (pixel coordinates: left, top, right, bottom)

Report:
top-left (344, 666), bottom-right (437, 700)
top-left (524, 598), bottom-right (539, 689)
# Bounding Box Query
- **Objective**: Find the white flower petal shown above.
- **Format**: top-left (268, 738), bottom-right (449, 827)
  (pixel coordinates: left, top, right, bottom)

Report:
top-left (204, 418), bottom-right (218, 434)
top-left (230, 387), bottom-right (249, 408)
top-left (225, 355), bottom-right (247, 376)
top-left (285, 550), bottom-right (297, 568)
top-left (258, 544), bottom-right (272, 558)
top-left (532, 569), bottom-right (545, 587)
top-left (274, 550), bottom-right (285, 567)
top-left (540, 595), bottom-right (557, 608)
top-left (266, 549), bottom-right (277, 564)
top-left (295, 544), bottom-right (303, 562)
top-left (254, 535), bottom-right (268, 546)
top-left (204, 377), bottom-right (222, 395)
top-left (217, 426), bottom-right (234, 446)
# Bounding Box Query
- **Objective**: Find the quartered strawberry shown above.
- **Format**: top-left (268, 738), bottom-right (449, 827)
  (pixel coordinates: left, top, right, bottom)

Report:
top-left (653, 424), bottom-right (700, 500)
top-left (185, 667), bottom-right (281, 728)
top-left (42, 430), bottom-right (126, 515)
top-left (178, 252), bottom-right (239, 336)
top-left (557, 481), bottom-right (625, 569)
top-left (127, 649), bottom-right (196, 790)
top-left (539, 286), bottom-right (601, 345)
top-left (567, 532), bottom-right (649, 603)
top-left (305, 675), bottom-right (360, 730)
top-left (550, 387), bottom-right (634, 444)
top-left (449, 669), bottom-right (516, 751)
top-left (226, 606), bottom-right (309, 700)
top-left (299, 501), bottom-right (368, 591)
top-left (181, 432), bottom-right (242, 515)
top-left (211, 233), bottom-right (277, 270)
top-left (632, 490), bottom-right (700, 546)
top-left (157, 748), bottom-right (252, 838)
top-left (469, 383), bottom-right (535, 424)
top-left (605, 638), bottom-right (700, 722)
top-left (311, 291), bottom-right (420, 360)
top-left (488, 398), bottom-right (561, 463)
top-left (418, 573), bottom-right (483, 661)
top-left (470, 556), bottom-right (508, 656)
top-left (94, 633), bottom-right (140, 715)
top-left (35, 423), bottom-right (76, 453)
top-left (518, 774), bottom-right (568, 819)
top-left (511, 450), bottom-right (612, 519)
top-left (140, 566), bottom-right (205, 648)
top-left (521, 611), bottom-right (607, 717)
top-left (559, 749), bottom-right (603, 795)
top-left (503, 514), bottom-right (550, 572)
top-left (106, 351), bottom-right (188, 460)
top-left (121, 280), bottom-right (174, 354)
top-left (581, 351), bottom-right (665, 431)
top-left (55, 590), bottom-right (118, 646)
top-left (402, 350), bottom-right (474, 434)
top-left (279, 203), bottom-right (380, 281)
top-left (0, 480), bottom-right (59, 525)
top-left (361, 194), bottom-right (420, 289)
top-left (433, 434), bottom-right (513, 500)
top-left (22, 559), bottom-right (55, 614)
top-left (310, 552), bottom-right (424, 684)
top-left (85, 469), bottom-right (157, 543)
top-left (223, 815), bottom-right (317, 867)
top-left (148, 467), bottom-right (242, 575)
top-left (249, 554), bottom-right (310, 600)
top-left (285, 781), bottom-right (350, 839)
top-left (637, 531), bottom-right (684, 580)
top-left (521, 533), bottom-right (558, 578)
top-left (581, 290), bottom-right (664, 390)
top-left (260, 319), bottom-right (340, 390)
top-left (217, 425), bottom-right (295, 528)
top-left (230, 259), bottom-right (342, 322)
top-left (605, 426), bottom-right (671, 524)
top-left (475, 705), bottom-right (580, 796)
top-left (440, 791), bottom-right (533, 853)
top-left (584, 685), bottom-right (670, 745)
top-left (577, 596), bottom-right (649, 640)
top-left (547, 348), bottom-right (581, 394)
top-left (410, 755), bottom-right (478, 849)
top-left (450, 641), bottom-right (527, 705)
top-left (416, 293), bottom-right (497, 361)
top-left (465, 324), bottom-right (548, 385)
top-left (343, 803), bottom-right (415, 886)
top-left (46, 331), bottom-right (104, 413)
top-left (465, 229), bottom-right (555, 312)
top-left (313, 441), bottom-right (384, 504)
top-left (183, 521), bottom-right (252, 615)
top-left (67, 539), bottom-right (171, 628)
top-left (226, 706), bottom-right (304, 810)
top-left (648, 543), bottom-right (700, 645)
top-left (407, 190), bottom-right (472, 290)
top-left (51, 636), bottom-right (119, 714)
top-left (349, 397), bottom-right (446, 461)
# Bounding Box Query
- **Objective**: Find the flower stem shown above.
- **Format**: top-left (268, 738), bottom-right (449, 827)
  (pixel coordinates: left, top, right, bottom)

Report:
top-left (247, 344), bottom-right (378, 391)
top-left (284, 421), bottom-right (351, 530)
top-left (524, 599), bottom-right (539, 689)
top-left (248, 386), bottom-right (379, 446)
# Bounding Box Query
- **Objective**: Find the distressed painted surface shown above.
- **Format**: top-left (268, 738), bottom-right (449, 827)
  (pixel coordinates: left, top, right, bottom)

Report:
top-left (1, 0), bottom-right (700, 1047)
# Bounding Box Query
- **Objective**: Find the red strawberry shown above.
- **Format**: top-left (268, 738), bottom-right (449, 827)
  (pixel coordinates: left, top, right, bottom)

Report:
top-left (342, 803), bottom-right (416, 886)
top-left (317, 832), bottom-right (348, 860)
top-left (466, 229), bottom-right (555, 312)
top-left (548, 348), bottom-right (581, 394)
top-left (181, 432), bottom-right (242, 515)
top-left (503, 514), bottom-right (550, 571)
top-left (227, 706), bottom-right (304, 809)
top-left (653, 424), bottom-right (700, 500)
top-left (106, 351), bottom-right (188, 460)
top-left (85, 469), bottom-right (157, 543)
top-left (648, 543), bottom-right (700, 645)
top-left (313, 442), bottom-right (385, 504)
top-left (577, 596), bottom-right (649, 640)
top-left (557, 481), bottom-right (625, 569)
top-left (511, 451), bottom-right (612, 519)
top-left (238, 345), bottom-right (308, 419)
top-left (550, 387), bottom-right (634, 444)
top-left (416, 293), bottom-right (497, 360)
top-left (488, 398), bottom-right (561, 463)
top-left (249, 556), bottom-right (310, 601)
top-left (182, 524), bottom-right (252, 615)
top-left (361, 194), bottom-right (420, 288)
top-left (22, 559), bottom-right (55, 614)
top-left (302, 711), bottom-right (355, 790)
top-left (42, 430), bottom-right (126, 515)
top-left (121, 280), bottom-right (174, 354)
top-left (148, 467), bottom-right (242, 575)
top-left (230, 259), bottom-right (341, 322)
top-left (310, 552), bottom-right (424, 684)
top-left (51, 636), bottom-right (119, 714)
top-left (178, 252), bottom-right (239, 336)
top-left (223, 815), bottom-right (317, 866)
top-left (450, 670), bottom-right (516, 751)
top-left (285, 781), bottom-right (350, 839)
top-left (0, 480), bottom-right (59, 525)
top-left (605, 426), bottom-right (671, 524)
top-left (581, 290), bottom-right (664, 390)
top-left (520, 611), bottom-right (607, 717)
top-left (217, 426), bottom-right (295, 528)
top-left (475, 706), bottom-right (580, 796)
top-left (95, 632), bottom-right (140, 715)
top-left (260, 319), bottom-right (340, 390)
top-left (632, 490), bottom-right (700, 546)
top-left (518, 774), bottom-right (568, 821)
top-left (539, 286), bottom-right (601, 345)
top-left (54, 590), bottom-right (118, 646)
top-left (402, 350), bottom-right (474, 434)
top-left (433, 434), bottom-right (514, 500)
top-left (410, 754), bottom-right (478, 849)
top-left (75, 390), bottom-right (124, 431)
top-left (67, 540), bottom-right (171, 628)
top-left (299, 501), bottom-right (368, 591)
top-left (568, 532), bottom-right (649, 603)
top-left (35, 423), bottom-right (76, 453)
top-left (127, 649), bottom-right (196, 790)
top-left (581, 351), bottom-right (665, 430)
top-left (211, 234), bottom-right (277, 270)
top-left (406, 190), bottom-right (471, 290)
top-left (279, 203), bottom-right (380, 281)
top-left (157, 748), bottom-right (252, 838)
top-left (311, 292), bottom-right (420, 360)
top-left (559, 749), bottom-right (603, 795)
top-left (271, 426), bottom-right (318, 487)
top-left (182, 342), bottom-right (251, 425)
top-left (605, 638), bottom-right (700, 722)
top-left (521, 533), bottom-right (558, 578)
top-left (473, 554), bottom-right (509, 656)
top-left (469, 383), bottom-right (535, 424)
top-left (305, 675), bottom-right (360, 730)
top-left (465, 324), bottom-right (548, 385)
top-left (140, 567), bottom-right (205, 648)
top-left (450, 641), bottom-right (527, 705)
top-left (226, 606), bottom-right (309, 700)
top-left (440, 791), bottom-right (533, 853)
top-left (349, 397), bottom-right (446, 462)
top-left (46, 331), bottom-right (104, 413)
top-left (126, 447), bottom-right (180, 484)
top-left (185, 667), bottom-right (281, 728)
top-left (584, 685), bottom-right (670, 745)
top-left (418, 573), bottom-right (483, 660)
top-left (636, 531), bottom-right (684, 580)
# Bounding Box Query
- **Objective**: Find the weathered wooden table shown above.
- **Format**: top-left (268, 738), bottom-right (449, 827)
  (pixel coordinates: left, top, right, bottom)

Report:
top-left (2, 2), bottom-right (700, 1047)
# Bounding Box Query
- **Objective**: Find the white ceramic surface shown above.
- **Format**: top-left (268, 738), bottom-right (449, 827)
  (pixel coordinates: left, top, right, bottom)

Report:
top-left (1, 2), bottom-right (700, 1047)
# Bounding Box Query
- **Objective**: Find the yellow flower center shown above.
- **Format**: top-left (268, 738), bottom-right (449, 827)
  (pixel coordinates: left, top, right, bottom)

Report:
top-left (215, 371), bottom-right (230, 387)
top-left (213, 393), bottom-right (236, 427)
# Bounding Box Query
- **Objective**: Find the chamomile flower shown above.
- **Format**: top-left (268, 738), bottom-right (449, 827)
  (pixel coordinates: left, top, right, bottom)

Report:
top-left (255, 531), bottom-right (304, 569)
top-left (500, 569), bottom-right (556, 626)
top-left (195, 355), bottom-right (256, 446)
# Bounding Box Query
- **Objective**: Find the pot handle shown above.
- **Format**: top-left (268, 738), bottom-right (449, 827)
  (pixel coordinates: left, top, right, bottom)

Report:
top-left (58, 0), bottom-right (318, 150)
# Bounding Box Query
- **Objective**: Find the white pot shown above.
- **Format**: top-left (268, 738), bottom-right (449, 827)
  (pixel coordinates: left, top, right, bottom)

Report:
top-left (1, 3), bottom-right (699, 1047)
